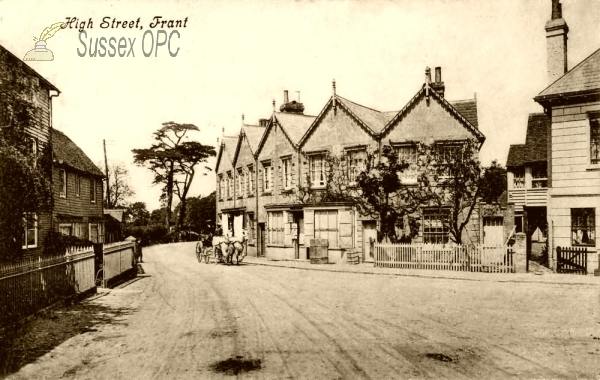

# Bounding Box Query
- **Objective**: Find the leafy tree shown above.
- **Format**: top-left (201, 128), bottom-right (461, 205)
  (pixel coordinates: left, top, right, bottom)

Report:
top-left (480, 160), bottom-right (507, 204)
top-left (416, 139), bottom-right (483, 245)
top-left (184, 192), bottom-right (216, 234)
top-left (102, 162), bottom-right (135, 209)
top-left (132, 122), bottom-right (216, 234)
top-left (0, 62), bottom-right (53, 260)
top-left (124, 201), bottom-right (150, 227)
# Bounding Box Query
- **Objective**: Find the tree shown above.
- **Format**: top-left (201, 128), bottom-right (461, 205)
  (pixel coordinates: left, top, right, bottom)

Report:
top-left (480, 160), bottom-right (507, 204)
top-left (416, 139), bottom-right (483, 245)
top-left (185, 192), bottom-right (216, 234)
top-left (124, 202), bottom-right (150, 227)
top-left (102, 162), bottom-right (135, 209)
top-left (132, 122), bottom-right (216, 234)
top-left (0, 62), bottom-right (53, 260)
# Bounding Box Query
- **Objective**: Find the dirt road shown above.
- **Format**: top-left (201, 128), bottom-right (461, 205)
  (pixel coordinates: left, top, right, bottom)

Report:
top-left (3, 242), bottom-right (600, 379)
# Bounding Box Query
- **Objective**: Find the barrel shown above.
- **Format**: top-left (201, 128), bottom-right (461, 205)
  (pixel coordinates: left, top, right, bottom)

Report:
top-left (309, 238), bottom-right (329, 264)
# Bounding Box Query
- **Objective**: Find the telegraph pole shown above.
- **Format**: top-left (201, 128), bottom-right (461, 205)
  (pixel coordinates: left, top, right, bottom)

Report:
top-left (103, 139), bottom-right (111, 208)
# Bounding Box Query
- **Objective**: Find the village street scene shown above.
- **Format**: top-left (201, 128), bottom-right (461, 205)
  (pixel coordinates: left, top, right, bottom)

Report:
top-left (0, 0), bottom-right (599, 379)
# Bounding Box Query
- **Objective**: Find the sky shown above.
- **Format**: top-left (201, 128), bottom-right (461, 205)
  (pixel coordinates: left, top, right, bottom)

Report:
top-left (1, 0), bottom-right (599, 211)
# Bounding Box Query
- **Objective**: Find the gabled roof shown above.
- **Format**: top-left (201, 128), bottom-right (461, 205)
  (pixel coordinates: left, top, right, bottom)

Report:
top-left (450, 99), bottom-right (478, 129)
top-left (215, 135), bottom-right (238, 173)
top-left (380, 85), bottom-right (485, 142)
top-left (232, 124), bottom-right (266, 165)
top-left (536, 48), bottom-right (600, 101)
top-left (255, 112), bottom-right (316, 156)
top-left (506, 113), bottom-right (550, 167)
top-left (104, 209), bottom-right (125, 222)
top-left (0, 45), bottom-right (60, 93)
top-left (336, 96), bottom-right (395, 134)
top-left (52, 129), bottom-right (104, 177)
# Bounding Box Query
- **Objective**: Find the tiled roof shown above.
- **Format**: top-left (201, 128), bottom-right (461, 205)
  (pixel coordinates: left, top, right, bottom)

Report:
top-left (52, 129), bottom-right (104, 177)
top-left (538, 48), bottom-right (600, 97)
top-left (274, 112), bottom-right (316, 146)
top-left (104, 209), bottom-right (125, 222)
top-left (450, 99), bottom-right (478, 128)
top-left (243, 125), bottom-right (266, 153)
top-left (336, 96), bottom-right (392, 134)
top-left (0, 45), bottom-right (60, 92)
top-left (216, 134), bottom-right (238, 172)
top-left (506, 113), bottom-right (549, 167)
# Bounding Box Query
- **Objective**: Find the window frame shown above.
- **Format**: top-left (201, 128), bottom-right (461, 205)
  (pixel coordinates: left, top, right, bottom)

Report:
top-left (571, 208), bottom-right (595, 247)
top-left (394, 143), bottom-right (419, 185)
top-left (262, 161), bottom-right (273, 193)
top-left (59, 169), bottom-right (67, 198)
top-left (22, 213), bottom-right (38, 249)
top-left (513, 167), bottom-right (525, 189)
top-left (422, 208), bottom-right (450, 245)
top-left (90, 178), bottom-right (96, 203)
top-left (237, 168), bottom-right (243, 198)
top-left (248, 165), bottom-right (255, 194)
top-left (75, 174), bottom-right (81, 197)
top-left (282, 156), bottom-right (292, 190)
top-left (346, 149), bottom-right (366, 185)
top-left (531, 163), bottom-right (548, 189)
top-left (589, 112), bottom-right (600, 165)
top-left (309, 154), bottom-right (327, 188)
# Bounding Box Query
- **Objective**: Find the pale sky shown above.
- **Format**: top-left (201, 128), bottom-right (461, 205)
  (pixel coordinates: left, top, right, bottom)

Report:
top-left (1, 0), bottom-right (599, 211)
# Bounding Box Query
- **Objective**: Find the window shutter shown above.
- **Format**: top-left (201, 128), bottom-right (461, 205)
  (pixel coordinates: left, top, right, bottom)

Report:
top-left (259, 168), bottom-right (264, 192)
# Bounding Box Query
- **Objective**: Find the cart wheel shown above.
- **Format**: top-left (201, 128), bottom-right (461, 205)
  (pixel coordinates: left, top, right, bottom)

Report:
top-left (205, 248), bottom-right (213, 264)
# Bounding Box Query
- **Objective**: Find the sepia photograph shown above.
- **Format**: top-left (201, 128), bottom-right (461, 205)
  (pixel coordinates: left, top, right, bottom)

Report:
top-left (0, 0), bottom-right (599, 378)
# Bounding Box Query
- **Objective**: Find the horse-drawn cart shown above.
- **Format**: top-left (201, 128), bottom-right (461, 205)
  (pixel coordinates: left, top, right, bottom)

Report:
top-left (196, 234), bottom-right (247, 265)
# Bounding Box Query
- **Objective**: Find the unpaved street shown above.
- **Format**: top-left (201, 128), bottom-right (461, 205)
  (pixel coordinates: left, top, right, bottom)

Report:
top-left (3, 242), bottom-right (600, 379)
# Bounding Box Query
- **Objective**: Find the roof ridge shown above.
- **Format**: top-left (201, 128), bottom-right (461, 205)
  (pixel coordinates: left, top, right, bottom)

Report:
top-left (450, 98), bottom-right (476, 104)
top-left (538, 47), bottom-right (600, 96)
top-left (336, 95), bottom-right (383, 114)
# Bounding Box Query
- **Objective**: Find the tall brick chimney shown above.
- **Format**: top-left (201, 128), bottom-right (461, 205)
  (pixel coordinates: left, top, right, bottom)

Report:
top-left (545, 0), bottom-right (569, 85)
top-left (430, 66), bottom-right (445, 98)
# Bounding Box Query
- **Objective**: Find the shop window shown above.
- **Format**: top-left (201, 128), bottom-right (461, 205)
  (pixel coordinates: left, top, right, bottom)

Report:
top-left (267, 211), bottom-right (284, 245)
top-left (314, 210), bottom-right (338, 248)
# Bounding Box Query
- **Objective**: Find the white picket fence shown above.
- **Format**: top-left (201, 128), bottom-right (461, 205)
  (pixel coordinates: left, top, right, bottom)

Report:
top-left (374, 243), bottom-right (515, 273)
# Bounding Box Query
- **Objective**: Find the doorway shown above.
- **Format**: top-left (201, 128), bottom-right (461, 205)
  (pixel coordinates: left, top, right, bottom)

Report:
top-left (258, 223), bottom-right (265, 257)
top-left (483, 217), bottom-right (504, 245)
top-left (362, 221), bottom-right (377, 262)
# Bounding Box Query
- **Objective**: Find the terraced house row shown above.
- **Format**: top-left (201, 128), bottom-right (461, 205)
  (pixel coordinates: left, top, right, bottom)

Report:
top-left (215, 67), bottom-right (486, 263)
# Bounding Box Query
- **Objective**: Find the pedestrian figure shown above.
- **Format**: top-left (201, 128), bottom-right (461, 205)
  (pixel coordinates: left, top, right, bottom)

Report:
top-left (137, 239), bottom-right (144, 263)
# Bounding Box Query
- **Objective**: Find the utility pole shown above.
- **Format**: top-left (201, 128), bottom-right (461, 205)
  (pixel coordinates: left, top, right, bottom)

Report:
top-left (103, 139), bottom-right (111, 208)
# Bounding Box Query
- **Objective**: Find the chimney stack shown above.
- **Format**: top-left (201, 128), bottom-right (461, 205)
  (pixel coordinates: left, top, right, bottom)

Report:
top-left (425, 67), bottom-right (432, 84)
top-left (545, 0), bottom-right (569, 85)
top-left (431, 66), bottom-right (445, 98)
top-left (279, 88), bottom-right (305, 114)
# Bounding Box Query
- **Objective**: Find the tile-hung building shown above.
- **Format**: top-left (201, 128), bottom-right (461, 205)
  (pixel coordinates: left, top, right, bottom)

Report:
top-left (227, 118), bottom-right (267, 256)
top-left (506, 113), bottom-right (551, 240)
top-left (533, 0), bottom-right (600, 272)
top-left (52, 129), bottom-right (105, 243)
top-left (0, 45), bottom-right (60, 256)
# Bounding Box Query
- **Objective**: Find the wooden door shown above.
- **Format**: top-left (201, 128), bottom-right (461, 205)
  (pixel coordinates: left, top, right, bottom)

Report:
top-left (258, 223), bottom-right (265, 257)
top-left (483, 217), bottom-right (504, 245)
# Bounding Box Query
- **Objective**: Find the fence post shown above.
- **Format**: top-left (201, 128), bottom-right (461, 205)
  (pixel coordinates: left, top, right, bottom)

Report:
top-left (513, 233), bottom-right (527, 273)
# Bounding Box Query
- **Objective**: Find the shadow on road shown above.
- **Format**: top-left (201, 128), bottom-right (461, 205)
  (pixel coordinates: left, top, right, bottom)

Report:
top-left (0, 298), bottom-right (134, 378)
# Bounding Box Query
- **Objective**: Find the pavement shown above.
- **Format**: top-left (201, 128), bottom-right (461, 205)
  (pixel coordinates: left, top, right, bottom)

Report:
top-left (241, 256), bottom-right (600, 286)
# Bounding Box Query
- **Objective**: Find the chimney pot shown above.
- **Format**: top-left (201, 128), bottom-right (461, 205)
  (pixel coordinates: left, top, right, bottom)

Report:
top-left (283, 90), bottom-right (289, 104)
top-left (551, 0), bottom-right (561, 19)
top-left (435, 67), bottom-right (442, 83)
top-left (425, 67), bottom-right (431, 84)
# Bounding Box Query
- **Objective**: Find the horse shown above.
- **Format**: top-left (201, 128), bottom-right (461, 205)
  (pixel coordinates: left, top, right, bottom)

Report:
top-left (212, 233), bottom-right (247, 265)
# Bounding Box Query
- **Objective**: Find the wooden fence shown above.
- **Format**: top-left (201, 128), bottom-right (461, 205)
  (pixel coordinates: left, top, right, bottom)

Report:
top-left (0, 246), bottom-right (96, 328)
top-left (374, 243), bottom-right (515, 273)
top-left (101, 241), bottom-right (135, 287)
